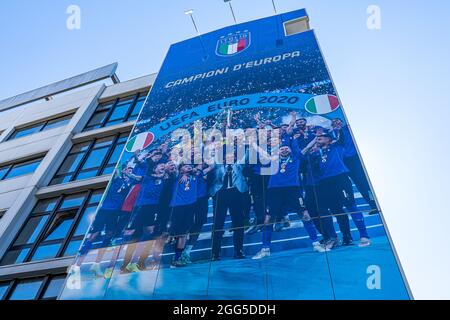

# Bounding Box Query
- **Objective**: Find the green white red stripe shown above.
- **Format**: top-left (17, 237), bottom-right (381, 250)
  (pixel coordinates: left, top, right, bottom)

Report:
top-left (218, 38), bottom-right (247, 55)
top-left (305, 94), bottom-right (340, 115)
top-left (125, 132), bottom-right (154, 153)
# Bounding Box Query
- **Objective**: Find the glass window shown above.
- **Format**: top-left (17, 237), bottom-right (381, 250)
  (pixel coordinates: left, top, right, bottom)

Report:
top-left (128, 96), bottom-right (146, 121)
top-left (53, 154), bottom-right (84, 182)
top-left (108, 103), bottom-right (130, 123)
top-left (62, 153), bottom-right (86, 173)
top-left (97, 102), bottom-right (114, 111)
top-left (8, 278), bottom-right (44, 300)
top-left (0, 282), bottom-right (10, 300)
top-left (80, 148), bottom-right (109, 170)
top-left (0, 166), bottom-right (9, 180)
top-left (43, 115), bottom-right (72, 130)
top-left (8, 114), bottom-right (73, 141)
top-left (1, 274), bottom-right (67, 300)
top-left (107, 143), bottom-right (125, 165)
top-left (117, 96), bottom-right (135, 105)
top-left (14, 215), bottom-right (50, 246)
top-left (59, 194), bottom-right (86, 209)
top-left (41, 276), bottom-right (66, 300)
top-left (94, 137), bottom-right (115, 148)
top-left (1, 157), bottom-right (43, 181)
top-left (0, 190), bottom-right (104, 266)
top-left (54, 143), bottom-right (90, 174)
top-left (51, 143), bottom-right (90, 185)
top-left (74, 170), bottom-right (98, 181)
top-left (6, 160), bottom-right (41, 179)
top-left (73, 206), bottom-right (97, 236)
top-left (101, 135), bottom-right (127, 175)
top-left (89, 190), bottom-right (104, 204)
top-left (33, 199), bottom-right (58, 213)
top-left (30, 243), bottom-right (61, 261)
top-left (83, 92), bottom-right (148, 132)
top-left (43, 210), bottom-right (77, 241)
top-left (10, 124), bottom-right (44, 140)
top-left (50, 133), bottom-right (128, 185)
top-left (50, 175), bottom-right (71, 185)
top-left (63, 239), bottom-right (83, 257)
top-left (0, 248), bottom-right (30, 266)
top-left (71, 142), bottom-right (91, 153)
top-left (85, 110), bottom-right (109, 130)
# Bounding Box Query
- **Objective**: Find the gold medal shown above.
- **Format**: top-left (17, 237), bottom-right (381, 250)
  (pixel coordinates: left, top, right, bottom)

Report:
top-left (280, 156), bottom-right (290, 174)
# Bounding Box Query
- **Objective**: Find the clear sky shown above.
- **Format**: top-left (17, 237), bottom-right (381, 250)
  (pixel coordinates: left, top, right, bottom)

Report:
top-left (1, 0), bottom-right (450, 299)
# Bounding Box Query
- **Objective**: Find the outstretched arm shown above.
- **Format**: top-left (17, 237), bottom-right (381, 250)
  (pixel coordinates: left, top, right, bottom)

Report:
top-left (287, 111), bottom-right (297, 134)
top-left (301, 137), bottom-right (318, 155)
top-left (253, 113), bottom-right (264, 127)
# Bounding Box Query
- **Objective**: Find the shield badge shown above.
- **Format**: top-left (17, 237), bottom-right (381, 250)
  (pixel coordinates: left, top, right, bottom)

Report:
top-left (216, 30), bottom-right (251, 57)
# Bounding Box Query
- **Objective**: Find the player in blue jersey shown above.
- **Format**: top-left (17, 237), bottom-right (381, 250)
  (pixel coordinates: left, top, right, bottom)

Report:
top-left (297, 137), bottom-right (337, 243)
top-left (120, 162), bottom-right (166, 273)
top-left (250, 138), bottom-right (327, 260)
top-left (331, 118), bottom-right (378, 212)
top-left (141, 160), bottom-right (178, 270)
top-left (294, 117), bottom-right (308, 134)
top-left (169, 164), bottom-right (198, 268)
top-left (121, 150), bottom-right (150, 213)
top-left (154, 160), bottom-right (177, 235)
top-left (255, 112), bottom-right (297, 232)
top-left (309, 133), bottom-right (371, 249)
top-left (71, 171), bottom-right (131, 279)
top-left (293, 117), bottom-right (315, 150)
top-left (182, 163), bottom-right (213, 263)
top-left (276, 112), bottom-right (302, 231)
top-left (245, 160), bottom-right (270, 235)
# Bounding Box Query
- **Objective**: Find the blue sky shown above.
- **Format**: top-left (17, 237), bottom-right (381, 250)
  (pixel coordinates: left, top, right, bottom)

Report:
top-left (1, 0), bottom-right (450, 299)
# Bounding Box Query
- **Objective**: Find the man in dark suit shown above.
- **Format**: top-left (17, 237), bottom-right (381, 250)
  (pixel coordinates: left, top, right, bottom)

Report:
top-left (209, 152), bottom-right (249, 261)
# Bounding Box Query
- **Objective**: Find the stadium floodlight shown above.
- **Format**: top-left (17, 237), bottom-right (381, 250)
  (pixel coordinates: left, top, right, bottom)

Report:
top-left (223, 0), bottom-right (237, 24)
top-left (271, 0), bottom-right (277, 13)
top-left (184, 9), bottom-right (200, 35)
top-left (183, 8), bottom-right (206, 57)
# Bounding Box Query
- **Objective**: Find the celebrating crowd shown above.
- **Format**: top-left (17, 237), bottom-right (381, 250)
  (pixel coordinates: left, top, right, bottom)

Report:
top-left (71, 110), bottom-right (377, 279)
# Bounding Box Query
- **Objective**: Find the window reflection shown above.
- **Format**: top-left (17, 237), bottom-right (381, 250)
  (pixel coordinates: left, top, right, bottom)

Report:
top-left (50, 132), bottom-right (129, 185)
top-left (8, 114), bottom-right (73, 141)
top-left (83, 92), bottom-right (148, 132)
top-left (8, 278), bottom-right (44, 300)
top-left (0, 190), bottom-right (104, 266)
top-left (0, 157), bottom-right (44, 181)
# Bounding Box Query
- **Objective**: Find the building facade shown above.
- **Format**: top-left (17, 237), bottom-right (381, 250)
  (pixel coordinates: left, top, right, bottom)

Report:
top-left (0, 66), bottom-right (155, 300)
top-left (1, 8), bottom-right (411, 300)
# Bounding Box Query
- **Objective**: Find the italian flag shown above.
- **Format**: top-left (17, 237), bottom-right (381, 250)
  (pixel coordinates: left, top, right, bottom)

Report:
top-left (305, 94), bottom-right (340, 115)
top-left (218, 38), bottom-right (247, 55)
top-left (125, 132), bottom-right (154, 153)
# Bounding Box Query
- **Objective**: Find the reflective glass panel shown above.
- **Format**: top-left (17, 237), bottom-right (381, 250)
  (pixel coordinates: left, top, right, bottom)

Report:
top-left (8, 278), bottom-right (44, 300)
